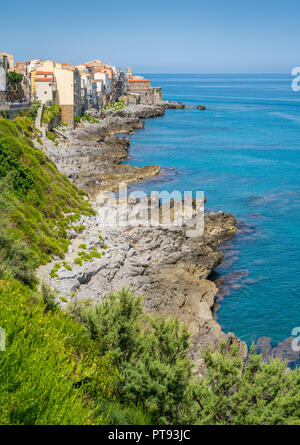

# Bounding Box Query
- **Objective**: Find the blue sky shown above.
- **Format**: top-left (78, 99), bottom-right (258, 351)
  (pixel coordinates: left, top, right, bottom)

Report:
top-left (1, 0), bottom-right (299, 73)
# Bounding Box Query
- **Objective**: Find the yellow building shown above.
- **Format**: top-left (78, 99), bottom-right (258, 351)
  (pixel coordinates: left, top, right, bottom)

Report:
top-left (33, 60), bottom-right (81, 128)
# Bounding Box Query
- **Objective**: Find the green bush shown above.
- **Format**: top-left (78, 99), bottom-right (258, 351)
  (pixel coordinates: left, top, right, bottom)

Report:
top-left (70, 288), bottom-right (300, 425)
top-left (0, 275), bottom-right (117, 425)
top-left (70, 288), bottom-right (194, 424)
top-left (0, 116), bottom-right (94, 284)
top-left (195, 345), bottom-right (300, 425)
top-left (42, 104), bottom-right (61, 125)
top-left (103, 100), bottom-right (128, 111)
top-left (82, 113), bottom-right (99, 123)
top-left (97, 401), bottom-right (152, 425)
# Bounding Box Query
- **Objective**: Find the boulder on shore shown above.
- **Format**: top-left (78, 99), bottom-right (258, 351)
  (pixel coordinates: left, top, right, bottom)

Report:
top-left (163, 100), bottom-right (186, 109)
top-left (197, 104), bottom-right (206, 110)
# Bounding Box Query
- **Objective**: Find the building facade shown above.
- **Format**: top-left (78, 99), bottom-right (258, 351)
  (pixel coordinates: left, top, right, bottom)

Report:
top-left (0, 55), bottom-right (9, 104)
top-left (126, 74), bottom-right (163, 105)
top-left (35, 71), bottom-right (56, 104)
top-left (0, 52), bottom-right (14, 71)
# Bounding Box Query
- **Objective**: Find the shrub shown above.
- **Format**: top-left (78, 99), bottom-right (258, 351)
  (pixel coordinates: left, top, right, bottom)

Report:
top-left (103, 100), bottom-right (128, 111)
top-left (82, 113), bottom-right (99, 123)
top-left (70, 288), bottom-right (300, 425)
top-left (42, 104), bottom-right (61, 125)
top-left (195, 345), bottom-right (300, 425)
top-left (0, 116), bottom-right (94, 284)
top-left (0, 276), bottom-right (117, 424)
top-left (70, 288), bottom-right (195, 424)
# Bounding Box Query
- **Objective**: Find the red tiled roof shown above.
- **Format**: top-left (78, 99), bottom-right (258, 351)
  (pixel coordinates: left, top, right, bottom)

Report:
top-left (128, 79), bottom-right (150, 83)
top-left (36, 78), bottom-right (53, 82)
top-left (36, 71), bottom-right (53, 75)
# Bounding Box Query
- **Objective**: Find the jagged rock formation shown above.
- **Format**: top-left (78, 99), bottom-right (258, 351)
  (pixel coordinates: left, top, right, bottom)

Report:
top-left (38, 105), bottom-right (164, 196)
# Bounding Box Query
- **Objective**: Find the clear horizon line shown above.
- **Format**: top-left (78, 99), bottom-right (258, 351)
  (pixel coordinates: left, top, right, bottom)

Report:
top-left (140, 72), bottom-right (290, 75)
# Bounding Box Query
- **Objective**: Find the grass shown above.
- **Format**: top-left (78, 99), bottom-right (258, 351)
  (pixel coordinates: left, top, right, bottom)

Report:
top-left (0, 275), bottom-right (117, 424)
top-left (46, 130), bottom-right (59, 145)
top-left (82, 113), bottom-right (99, 123)
top-left (50, 263), bottom-right (61, 279)
top-left (103, 100), bottom-right (128, 111)
top-left (0, 116), bottom-right (94, 285)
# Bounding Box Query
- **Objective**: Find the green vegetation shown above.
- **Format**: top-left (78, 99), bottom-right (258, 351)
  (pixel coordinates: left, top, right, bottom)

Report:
top-left (77, 248), bottom-right (102, 262)
top-left (50, 262), bottom-right (61, 279)
top-left (0, 116), bottom-right (94, 285)
top-left (194, 345), bottom-right (300, 425)
top-left (103, 100), bottom-right (128, 111)
top-left (0, 276), bottom-right (117, 424)
top-left (23, 101), bottom-right (41, 120)
top-left (74, 115), bottom-right (81, 123)
top-left (1, 275), bottom-right (300, 425)
top-left (69, 289), bottom-right (300, 425)
top-left (0, 114), bottom-right (299, 426)
top-left (42, 104), bottom-right (61, 125)
top-left (82, 113), bottom-right (99, 123)
top-left (74, 257), bottom-right (83, 266)
top-left (62, 260), bottom-right (72, 271)
top-left (46, 130), bottom-right (59, 145)
top-left (8, 71), bottom-right (23, 87)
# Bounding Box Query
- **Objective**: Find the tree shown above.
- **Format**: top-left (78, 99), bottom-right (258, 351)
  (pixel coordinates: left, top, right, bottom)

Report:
top-left (7, 72), bottom-right (23, 102)
top-left (195, 344), bottom-right (300, 425)
top-left (71, 288), bottom-right (196, 424)
top-left (73, 290), bottom-right (300, 425)
top-left (8, 71), bottom-right (23, 87)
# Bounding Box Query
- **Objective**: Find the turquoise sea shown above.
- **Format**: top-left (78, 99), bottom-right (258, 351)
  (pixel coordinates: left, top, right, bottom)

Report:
top-left (125, 74), bottom-right (300, 361)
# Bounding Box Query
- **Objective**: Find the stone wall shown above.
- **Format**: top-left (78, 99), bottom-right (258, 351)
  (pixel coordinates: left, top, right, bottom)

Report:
top-left (127, 81), bottom-right (163, 105)
top-left (61, 104), bottom-right (74, 128)
top-left (152, 87), bottom-right (162, 105)
top-left (0, 103), bottom-right (30, 119)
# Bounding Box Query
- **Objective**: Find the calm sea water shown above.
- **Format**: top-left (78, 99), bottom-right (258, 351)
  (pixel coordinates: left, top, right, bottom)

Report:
top-left (125, 74), bottom-right (300, 355)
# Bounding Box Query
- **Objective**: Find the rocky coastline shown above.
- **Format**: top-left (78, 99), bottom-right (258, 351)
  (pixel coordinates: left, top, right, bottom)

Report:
top-left (37, 103), bottom-right (247, 375)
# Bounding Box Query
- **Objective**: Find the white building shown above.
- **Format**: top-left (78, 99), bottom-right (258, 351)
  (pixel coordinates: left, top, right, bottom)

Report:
top-left (0, 55), bottom-right (9, 103)
top-left (80, 73), bottom-right (94, 110)
top-left (92, 78), bottom-right (106, 107)
top-left (35, 71), bottom-right (56, 104)
top-left (94, 72), bottom-right (112, 95)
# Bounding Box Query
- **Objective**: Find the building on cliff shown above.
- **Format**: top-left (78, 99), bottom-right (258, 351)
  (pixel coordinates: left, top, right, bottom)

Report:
top-left (35, 71), bottom-right (56, 104)
top-left (0, 52), bottom-right (14, 72)
top-left (0, 55), bottom-right (9, 104)
top-left (126, 76), bottom-right (162, 105)
top-left (31, 60), bottom-right (82, 127)
top-left (94, 71), bottom-right (112, 105)
top-left (82, 60), bottom-right (126, 106)
top-left (80, 72), bottom-right (97, 110)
